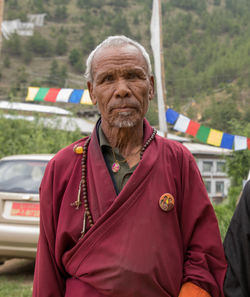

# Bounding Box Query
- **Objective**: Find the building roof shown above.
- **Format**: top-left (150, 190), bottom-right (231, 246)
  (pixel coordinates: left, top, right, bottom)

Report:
top-left (0, 100), bottom-right (71, 115)
top-left (157, 131), bottom-right (190, 142)
top-left (3, 114), bottom-right (94, 134)
top-left (183, 142), bottom-right (232, 156)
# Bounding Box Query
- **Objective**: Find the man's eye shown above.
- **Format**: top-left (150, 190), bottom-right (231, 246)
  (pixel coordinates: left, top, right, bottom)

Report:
top-left (103, 75), bottom-right (114, 82)
top-left (126, 72), bottom-right (138, 79)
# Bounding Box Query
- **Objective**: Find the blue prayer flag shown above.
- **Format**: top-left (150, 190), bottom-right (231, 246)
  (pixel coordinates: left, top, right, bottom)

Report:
top-left (166, 108), bottom-right (179, 124)
top-left (69, 89), bottom-right (84, 104)
top-left (220, 133), bottom-right (234, 149)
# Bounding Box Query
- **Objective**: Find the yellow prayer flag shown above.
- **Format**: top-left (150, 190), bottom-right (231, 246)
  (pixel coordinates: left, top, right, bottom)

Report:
top-left (80, 89), bottom-right (92, 105)
top-left (207, 129), bottom-right (223, 147)
top-left (26, 87), bottom-right (40, 101)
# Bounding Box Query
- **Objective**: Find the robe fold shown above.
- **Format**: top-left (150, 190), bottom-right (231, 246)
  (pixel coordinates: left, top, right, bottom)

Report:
top-left (223, 180), bottom-right (250, 297)
top-left (33, 119), bottom-right (226, 297)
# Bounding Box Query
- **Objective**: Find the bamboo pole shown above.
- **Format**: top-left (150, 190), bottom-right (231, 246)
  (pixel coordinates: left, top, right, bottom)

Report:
top-left (0, 0), bottom-right (4, 56)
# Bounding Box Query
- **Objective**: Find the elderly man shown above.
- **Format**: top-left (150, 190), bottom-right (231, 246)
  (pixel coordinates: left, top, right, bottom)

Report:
top-left (33, 36), bottom-right (226, 297)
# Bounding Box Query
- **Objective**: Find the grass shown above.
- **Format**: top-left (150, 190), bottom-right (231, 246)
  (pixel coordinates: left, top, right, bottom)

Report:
top-left (0, 259), bottom-right (34, 297)
top-left (0, 276), bottom-right (32, 297)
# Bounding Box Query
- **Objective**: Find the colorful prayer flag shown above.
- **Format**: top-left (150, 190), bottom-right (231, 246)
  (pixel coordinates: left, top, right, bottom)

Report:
top-left (44, 88), bottom-right (60, 102)
top-left (34, 88), bottom-right (49, 101)
top-left (234, 135), bottom-right (247, 151)
top-left (80, 89), bottom-right (92, 105)
top-left (196, 126), bottom-right (211, 143)
top-left (56, 88), bottom-right (73, 102)
top-left (69, 89), bottom-right (83, 104)
top-left (26, 87), bottom-right (39, 101)
top-left (166, 108), bottom-right (179, 124)
top-left (186, 120), bottom-right (200, 137)
top-left (207, 129), bottom-right (223, 147)
top-left (220, 133), bottom-right (234, 149)
top-left (248, 138), bottom-right (250, 150)
top-left (25, 87), bottom-right (93, 105)
top-left (173, 114), bottom-right (190, 133)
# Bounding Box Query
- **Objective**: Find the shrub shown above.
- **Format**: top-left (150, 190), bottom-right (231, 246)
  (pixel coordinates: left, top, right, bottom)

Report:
top-left (0, 114), bottom-right (83, 158)
top-left (26, 32), bottom-right (54, 57)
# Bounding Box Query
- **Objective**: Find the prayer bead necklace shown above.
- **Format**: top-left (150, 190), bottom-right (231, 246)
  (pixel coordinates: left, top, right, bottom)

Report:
top-left (73, 128), bottom-right (157, 238)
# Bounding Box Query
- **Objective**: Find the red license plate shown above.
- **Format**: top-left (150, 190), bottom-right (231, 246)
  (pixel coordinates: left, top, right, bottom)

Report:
top-left (11, 202), bottom-right (40, 217)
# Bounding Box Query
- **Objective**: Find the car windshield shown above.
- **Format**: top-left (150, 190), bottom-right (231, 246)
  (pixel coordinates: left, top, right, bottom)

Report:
top-left (0, 160), bottom-right (48, 194)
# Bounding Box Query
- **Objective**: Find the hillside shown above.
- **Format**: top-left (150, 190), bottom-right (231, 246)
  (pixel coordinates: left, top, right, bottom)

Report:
top-left (0, 0), bottom-right (249, 134)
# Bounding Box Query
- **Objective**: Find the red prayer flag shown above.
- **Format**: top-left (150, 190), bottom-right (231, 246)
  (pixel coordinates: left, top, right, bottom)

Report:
top-left (186, 120), bottom-right (200, 137)
top-left (248, 138), bottom-right (250, 150)
top-left (44, 88), bottom-right (61, 102)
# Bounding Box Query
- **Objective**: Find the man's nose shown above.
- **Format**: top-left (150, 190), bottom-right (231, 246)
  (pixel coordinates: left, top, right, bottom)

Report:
top-left (114, 79), bottom-right (131, 98)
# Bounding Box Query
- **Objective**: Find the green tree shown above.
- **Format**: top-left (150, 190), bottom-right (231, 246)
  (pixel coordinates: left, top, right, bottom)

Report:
top-left (47, 60), bottom-right (60, 86)
top-left (54, 0), bottom-right (69, 4)
top-left (69, 49), bottom-right (84, 73)
top-left (32, 0), bottom-right (44, 12)
top-left (226, 119), bottom-right (250, 186)
top-left (26, 32), bottom-right (54, 57)
top-left (81, 32), bottom-right (95, 55)
top-left (214, 0), bottom-right (221, 5)
top-left (3, 33), bottom-right (22, 56)
top-left (54, 6), bottom-right (68, 22)
top-left (55, 36), bottom-right (68, 55)
top-left (203, 97), bottom-right (241, 132)
top-left (46, 60), bottom-right (67, 87)
top-left (69, 49), bottom-right (81, 66)
top-left (3, 56), bottom-right (11, 68)
top-left (110, 15), bottom-right (131, 36)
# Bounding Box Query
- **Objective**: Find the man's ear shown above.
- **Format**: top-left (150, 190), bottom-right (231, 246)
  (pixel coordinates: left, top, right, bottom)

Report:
top-left (87, 81), bottom-right (97, 105)
top-left (149, 75), bottom-right (155, 101)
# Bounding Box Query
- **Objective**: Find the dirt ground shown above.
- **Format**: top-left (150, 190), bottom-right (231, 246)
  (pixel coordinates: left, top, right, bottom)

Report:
top-left (0, 258), bottom-right (35, 284)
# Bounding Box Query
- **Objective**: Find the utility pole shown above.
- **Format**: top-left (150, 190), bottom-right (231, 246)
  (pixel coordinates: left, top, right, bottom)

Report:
top-left (0, 0), bottom-right (4, 56)
top-left (159, 0), bottom-right (168, 137)
top-left (150, 0), bottom-right (168, 137)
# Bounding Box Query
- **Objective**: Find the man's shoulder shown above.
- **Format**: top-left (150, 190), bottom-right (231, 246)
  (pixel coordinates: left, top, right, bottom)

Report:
top-left (51, 136), bottom-right (89, 165)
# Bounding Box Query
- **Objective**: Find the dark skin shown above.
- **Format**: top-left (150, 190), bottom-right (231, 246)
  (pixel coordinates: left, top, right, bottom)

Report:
top-left (88, 44), bottom-right (154, 168)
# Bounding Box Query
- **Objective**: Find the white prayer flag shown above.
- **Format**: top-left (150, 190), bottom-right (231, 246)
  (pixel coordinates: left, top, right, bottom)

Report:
top-left (56, 88), bottom-right (74, 102)
top-left (234, 135), bottom-right (247, 151)
top-left (150, 0), bottom-right (167, 134)
top-left (173, 114), bottom-right (190, 133)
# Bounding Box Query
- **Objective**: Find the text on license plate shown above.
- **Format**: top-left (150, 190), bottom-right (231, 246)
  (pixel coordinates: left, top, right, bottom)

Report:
top-left (11, 202), bottom-right (40, 217)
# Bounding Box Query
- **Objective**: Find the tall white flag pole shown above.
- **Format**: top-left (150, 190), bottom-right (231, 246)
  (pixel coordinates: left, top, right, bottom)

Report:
top-left (150, 0), bottom-right (168, 137)
top-left (0, 0), bottom-right (4, 56)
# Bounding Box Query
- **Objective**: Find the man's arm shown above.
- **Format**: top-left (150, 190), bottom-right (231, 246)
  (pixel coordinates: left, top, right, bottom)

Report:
top-left (179, 152), bottom-right (227, 297)
top-left (33, 160), bottom-right (66, 297)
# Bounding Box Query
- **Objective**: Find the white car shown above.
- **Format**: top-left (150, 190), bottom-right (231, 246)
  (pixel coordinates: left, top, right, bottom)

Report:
top-left (0, 154), bottom-right (53, 262)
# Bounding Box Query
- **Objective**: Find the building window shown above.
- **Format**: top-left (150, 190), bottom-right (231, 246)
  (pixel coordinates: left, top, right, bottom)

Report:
top-left (216, 181), bottom-right (224, 194)
top-left (216, 161), bottom-right (226, 173)
top-left (203, 161), bottom-right (213, 173)
top-left (204, 180), bottom-right (211, 194)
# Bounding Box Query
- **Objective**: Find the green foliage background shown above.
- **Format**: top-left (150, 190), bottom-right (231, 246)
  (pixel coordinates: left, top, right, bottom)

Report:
top-left (0, 114), bottom-right (83, 158)
top-left (213, 120), bottom-right (250, 240)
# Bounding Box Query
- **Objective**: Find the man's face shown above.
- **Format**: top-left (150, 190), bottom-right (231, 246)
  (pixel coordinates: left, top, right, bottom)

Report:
top-left (88, 45), bottom-right (154, 129)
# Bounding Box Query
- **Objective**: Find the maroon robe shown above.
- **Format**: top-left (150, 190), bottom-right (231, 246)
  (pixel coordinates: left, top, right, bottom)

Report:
top-left (33, 119), bottom-right (226, 297)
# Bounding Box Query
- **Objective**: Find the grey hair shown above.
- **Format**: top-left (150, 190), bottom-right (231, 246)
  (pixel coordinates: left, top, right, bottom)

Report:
top-left (84, 35), bottom-right (152, 82)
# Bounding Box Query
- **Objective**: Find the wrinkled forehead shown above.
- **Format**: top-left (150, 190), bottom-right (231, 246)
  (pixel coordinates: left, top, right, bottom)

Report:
top-left (91, 44), bottom-right (149, 76)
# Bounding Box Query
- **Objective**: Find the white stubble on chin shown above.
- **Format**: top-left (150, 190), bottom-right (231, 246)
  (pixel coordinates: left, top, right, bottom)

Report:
top-left (115, 111), bottom-right (137, 128)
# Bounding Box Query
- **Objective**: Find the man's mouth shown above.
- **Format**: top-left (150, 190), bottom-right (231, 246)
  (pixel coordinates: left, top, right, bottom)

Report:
top-left (110, 106), bottom-right (137, 113)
